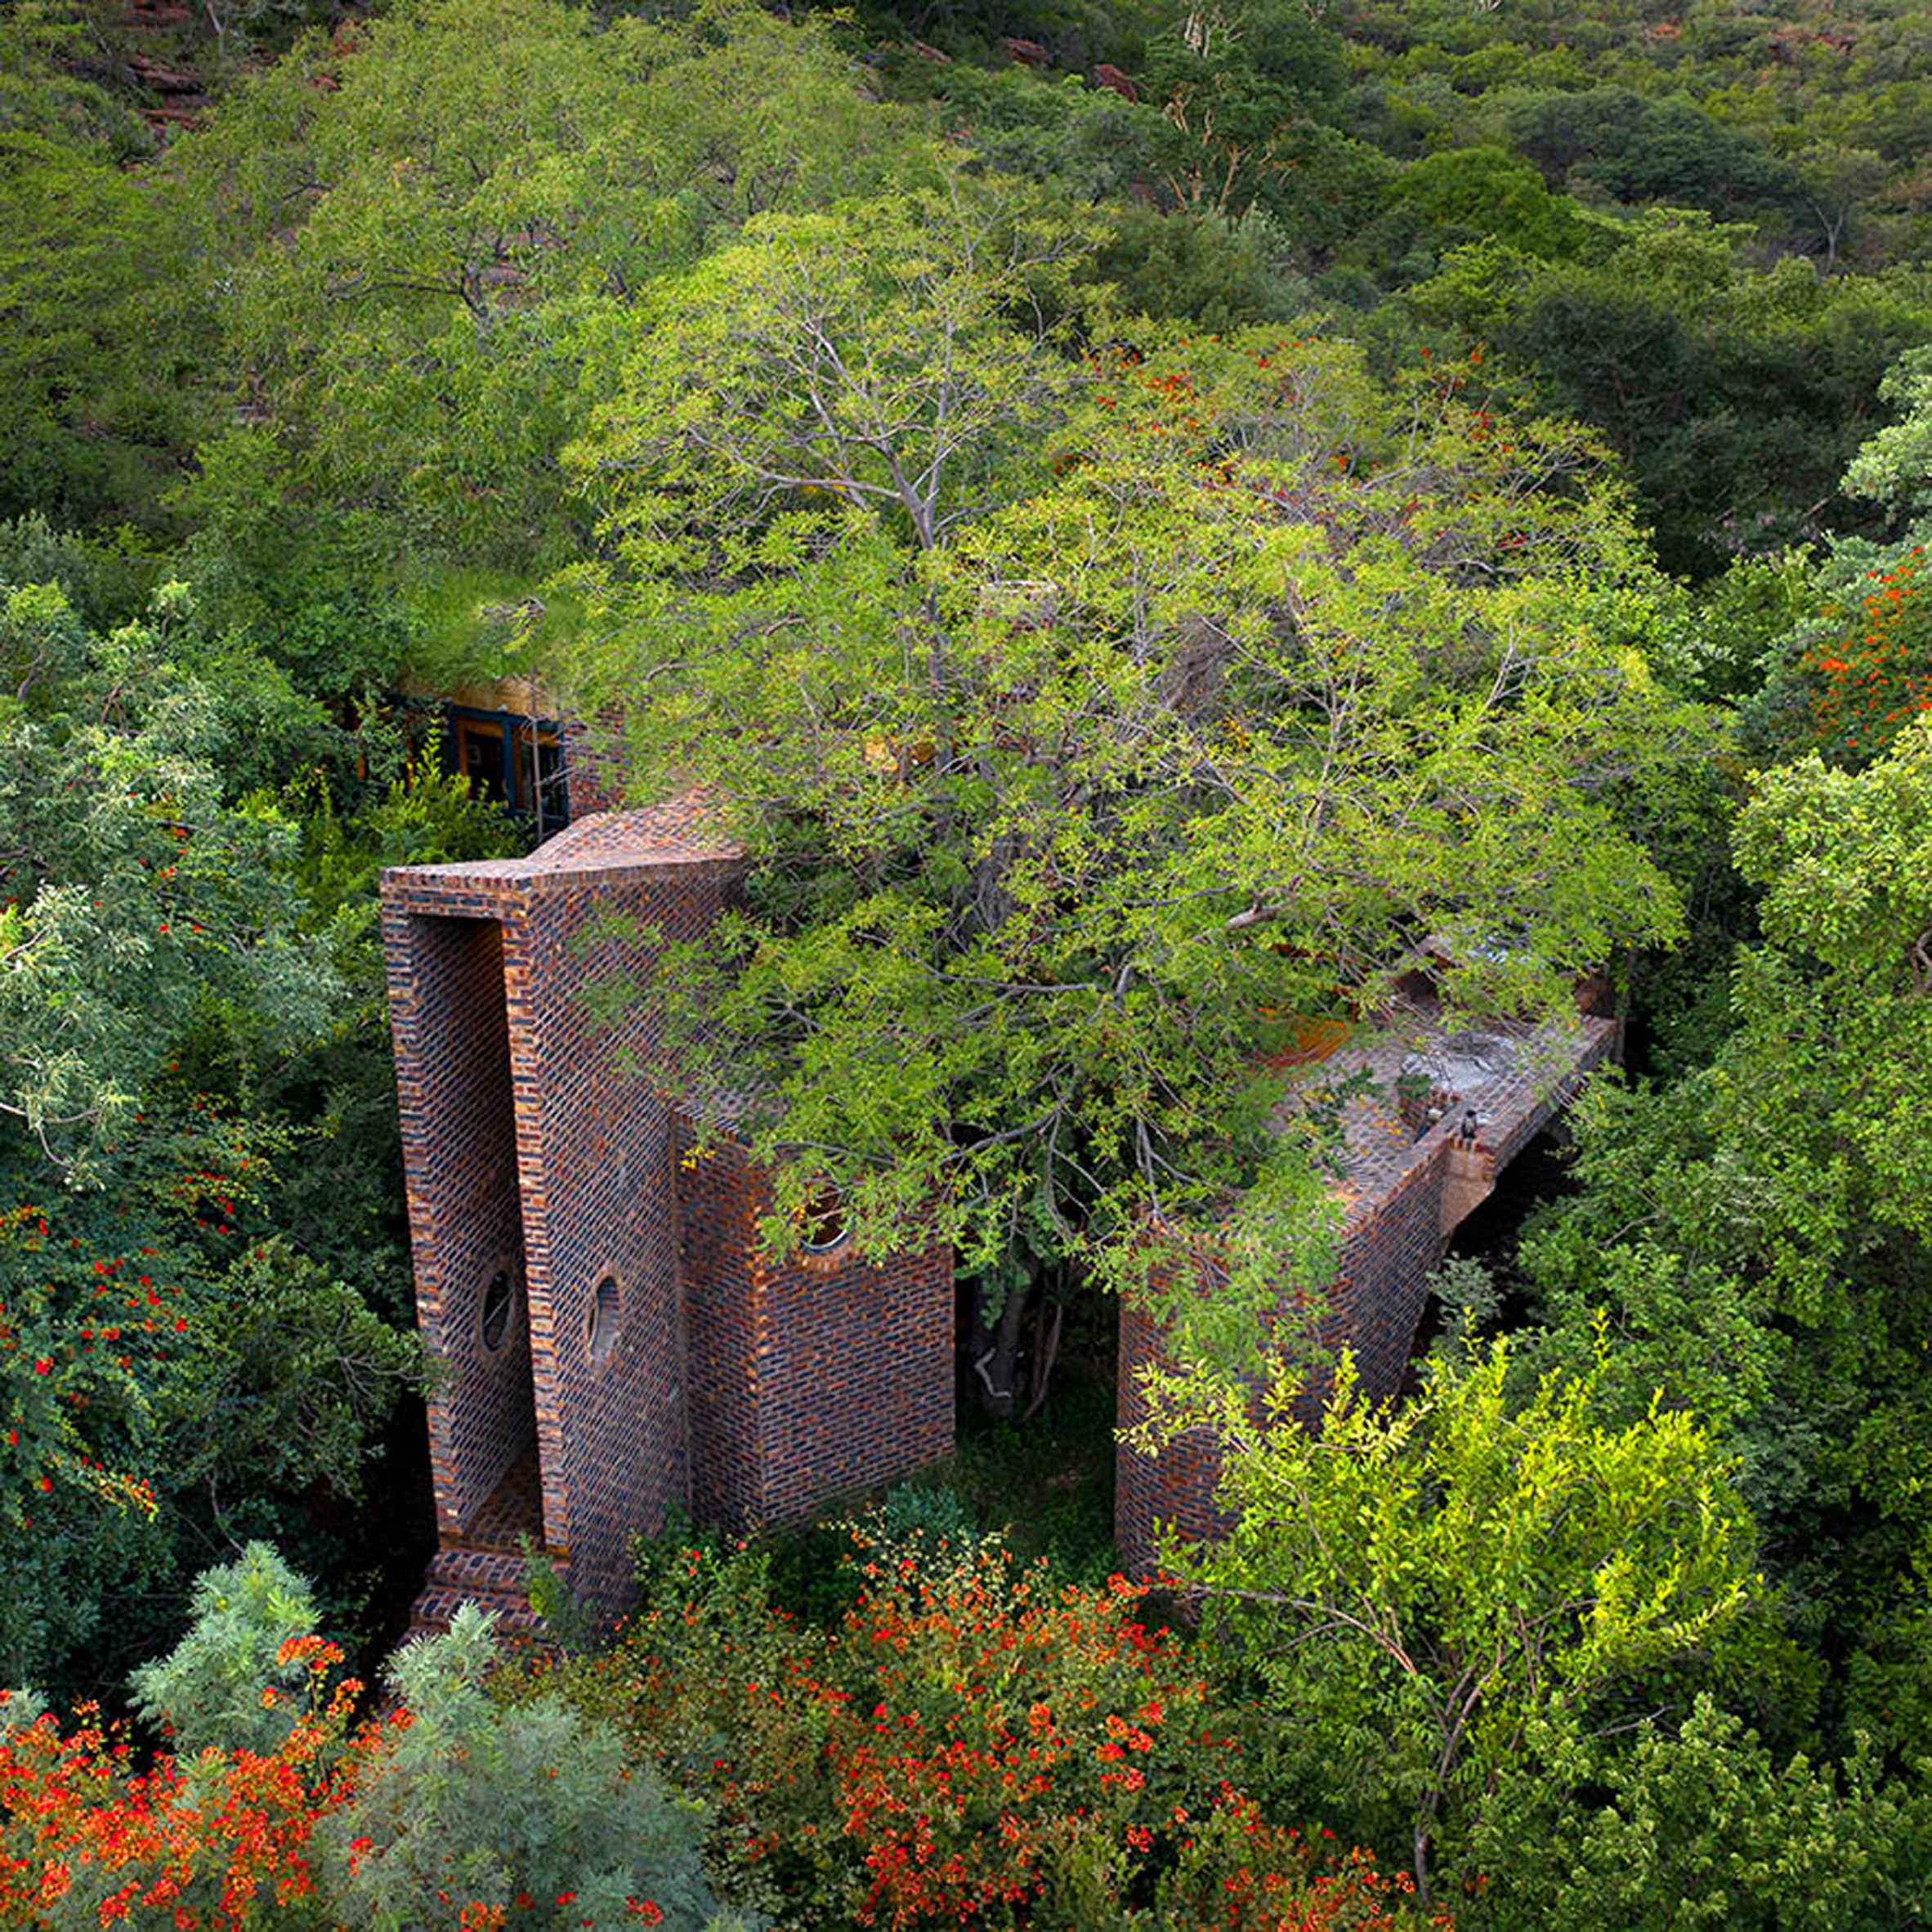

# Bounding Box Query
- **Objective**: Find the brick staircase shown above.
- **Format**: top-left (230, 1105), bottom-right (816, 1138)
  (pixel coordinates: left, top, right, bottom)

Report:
top-left (405, 1446), bottom-right (569, 1652)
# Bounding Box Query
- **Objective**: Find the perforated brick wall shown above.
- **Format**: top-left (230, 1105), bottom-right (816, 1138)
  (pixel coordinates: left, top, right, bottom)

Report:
top-left (384, 806), bottom-right (956, 1621)
top-left (382, 906), bottom-right (534, 1537)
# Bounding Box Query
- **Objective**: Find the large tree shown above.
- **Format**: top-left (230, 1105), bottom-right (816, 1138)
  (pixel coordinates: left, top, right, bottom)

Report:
top-left (0, 2), bottom-right (205, 527)
top-left (1520, 713), bottom-right (1932, 1757)
top-left (564, 182), bottom-right (1707, 1374)
top-left (176, 0), bottom-right (936, 580)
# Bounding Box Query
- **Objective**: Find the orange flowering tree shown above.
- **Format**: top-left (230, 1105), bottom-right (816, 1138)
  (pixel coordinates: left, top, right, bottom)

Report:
top-left (0, 1637), bottom-right (359, 1930)
top-left (0, 1193), bottom-right (420, 1697)
top-left (1782, 342), bottom-right (1932, 763)
top-left (0, 1590), bottom-right (727, 1932)
top-left (1800, 547), bottom-right (1932, 758)
top-left (548, 1524), bottom-right (1447, 1930)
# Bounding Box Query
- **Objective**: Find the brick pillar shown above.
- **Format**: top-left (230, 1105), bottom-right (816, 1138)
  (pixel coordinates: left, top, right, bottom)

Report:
top-left (382, 906), bottom-right (534, 1537)
top-left (385, 803), bottom-right (959, 1619)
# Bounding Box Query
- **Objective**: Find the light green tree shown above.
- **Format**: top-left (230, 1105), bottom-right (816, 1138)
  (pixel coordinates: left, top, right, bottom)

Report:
top-left (566, 185), bottom-right (1706, 1387)
top-left (127, 1542), bottom-right (323, 1758)
top-left (1130, 1339), bottom-right (1761, 1904)
top-left (326, 1606), bottom-right (736, 1930)
top-left (177, 0), bottom-right (934, 575)
top-left (1520, 715), bottom-right (1932, 1755)
top-left (1841, 343), bottom-right (1932, 530)
top-left (0, 582), bottom-right (337, 1174)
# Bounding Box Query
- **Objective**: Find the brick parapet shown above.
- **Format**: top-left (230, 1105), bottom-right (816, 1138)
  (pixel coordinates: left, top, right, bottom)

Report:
top-left (380, 898), bottom-right (534, 1540)
top-left (1114, 1008), bottom-right (1618, 1579)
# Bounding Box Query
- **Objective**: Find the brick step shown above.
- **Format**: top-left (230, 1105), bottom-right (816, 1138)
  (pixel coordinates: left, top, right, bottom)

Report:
top-left (407, 1545), bottom-right (571, 1650)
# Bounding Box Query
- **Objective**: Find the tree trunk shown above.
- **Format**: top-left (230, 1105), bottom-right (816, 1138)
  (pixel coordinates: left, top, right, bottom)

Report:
top-left (1413, 1786), bottom-right (1441, 1907)
top-left (969, 1280), bottom-right (1031, 1419)
top-left (1023, 1295), bottom-right (1064, 1420)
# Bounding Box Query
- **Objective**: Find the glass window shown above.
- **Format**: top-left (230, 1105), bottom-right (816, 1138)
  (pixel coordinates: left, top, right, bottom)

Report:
top-left (588, 1274), bottom-right (620, 1365)
top-left (798, 1185), bottom-right (850, 1254)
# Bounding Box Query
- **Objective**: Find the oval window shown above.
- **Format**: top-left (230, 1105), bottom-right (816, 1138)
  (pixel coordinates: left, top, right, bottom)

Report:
top-left (480, 1270), bottom-right (515, 1351)
top-left (587, 1274), bottom-right (619, 1365)
top-left (798, 1184), bottom-right (850, 1254)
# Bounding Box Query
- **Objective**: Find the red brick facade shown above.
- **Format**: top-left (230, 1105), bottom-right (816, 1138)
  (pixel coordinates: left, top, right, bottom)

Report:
top-left (680, 1129), bottom-right (955, 1527)
top-left (385, 777), bottom-right (1617, 1612)
top-left (382, 807), bottom-right (955, 1625)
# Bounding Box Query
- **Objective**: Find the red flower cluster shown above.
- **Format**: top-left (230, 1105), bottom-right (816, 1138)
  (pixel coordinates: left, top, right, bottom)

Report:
top-left (1805, 548), bottom-right (1932, 755)
top-left (606, 1533), bottom-right (1447, 1930)
top-left (0, 1644), bottom-right (362, 1930)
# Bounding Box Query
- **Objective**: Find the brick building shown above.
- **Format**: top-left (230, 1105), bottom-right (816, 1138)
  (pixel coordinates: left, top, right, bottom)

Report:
top-left (382, 738), bottom-right (1617, 1620)
top-left (380, 796), bottom-right (953, 1633)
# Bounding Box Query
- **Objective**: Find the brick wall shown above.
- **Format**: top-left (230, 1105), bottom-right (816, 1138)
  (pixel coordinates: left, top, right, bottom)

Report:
top-left (1112, 1013), bottom-right (1618, 1580)
top-left (383, 806), bottom-right (957, 1621)
top-left (561, 714), bottom-right (629, 821)
top-left (678, 1129), bottom-right (768, 1529)
top-left (755, 1213), bottom-right (955, 1526)
top-left (382, 905), bottom-right (534, 1538)
top-left (681, 1129), bottom-right (954, 1529)
top-left (503, 859), bottom-right (740, 1606)
top-left (1114, 1293), bottom-right (1229, 1579)
top-left (1326, 1143), bottom-right (1449, 1405)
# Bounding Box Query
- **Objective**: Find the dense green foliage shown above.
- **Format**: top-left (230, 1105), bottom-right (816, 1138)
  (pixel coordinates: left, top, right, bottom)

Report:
top-left (1135, 1341), bottom-right (1764, 1902)
top-left (5, 0), bottom-right (1932, 1920)
top-left (574, 208), bottom-right (1697, 1322)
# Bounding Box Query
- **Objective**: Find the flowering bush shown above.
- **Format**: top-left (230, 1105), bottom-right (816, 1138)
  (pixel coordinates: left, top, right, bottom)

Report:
top-left (1802, 547), bottom-right (1932, 758)
top-left (0, 1195), bottom-right (419, 1700)
top-left (550, 1526), bottom-right (1443, 1931)
top-left (1, 1573), bottom-right (728, 1931)
top-left (0, 1636), bottom-right (356, 1929)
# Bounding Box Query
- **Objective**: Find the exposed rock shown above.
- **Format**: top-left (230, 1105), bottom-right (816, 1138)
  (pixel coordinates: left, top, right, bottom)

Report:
top-left (996, 34), bottom-right (1050, 69)
top-left (127, 56), bottom-right (201, 93)
top-left (124, 0), bottom-right (193, 28)
top-left (1089, 62), bottom-right (1138, 101)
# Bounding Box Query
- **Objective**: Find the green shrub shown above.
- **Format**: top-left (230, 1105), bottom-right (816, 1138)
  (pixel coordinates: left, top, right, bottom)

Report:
top-left (1467, 1697), bottom-right (1932, 1930)
top-left (127, 1541), bottom-right (322, 1757)
top-left (325, 1606), bottom-right (732, 1931)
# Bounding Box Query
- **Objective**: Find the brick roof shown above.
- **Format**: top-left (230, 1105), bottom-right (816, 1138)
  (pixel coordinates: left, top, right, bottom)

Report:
top-left (383, 794), bottom-right (740, 900)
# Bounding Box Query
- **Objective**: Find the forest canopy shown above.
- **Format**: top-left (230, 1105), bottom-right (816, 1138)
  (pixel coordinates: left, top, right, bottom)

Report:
top-left (4, 0), bottom-right (1932, 1924)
